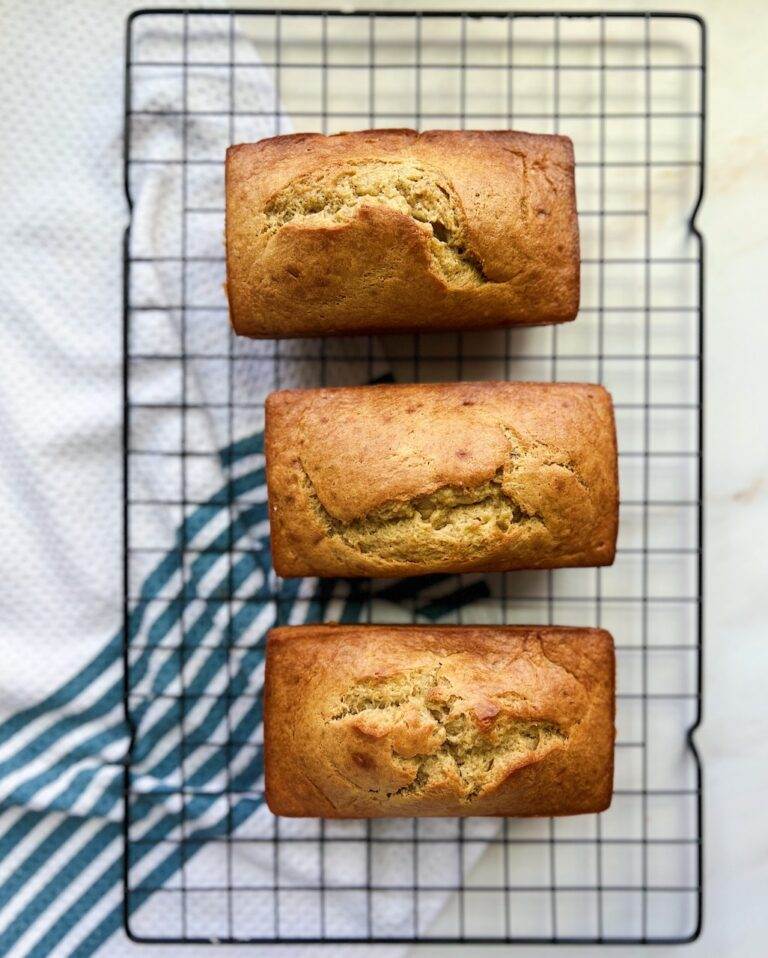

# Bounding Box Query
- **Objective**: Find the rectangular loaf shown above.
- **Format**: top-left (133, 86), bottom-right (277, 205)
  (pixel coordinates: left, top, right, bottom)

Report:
top-left (225, 129), bottom-right (580, 337)
top-left (265, 381), bottom-right (618, 578)
top-left (264, 624), bottom-right (615, 818)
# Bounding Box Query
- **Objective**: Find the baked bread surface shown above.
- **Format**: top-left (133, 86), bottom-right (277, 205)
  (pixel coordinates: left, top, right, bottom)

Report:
top-left (226, 129), bottom-right (580, 336)
top-left (264, 624), bottom-right (615, 818)
top-left (265, 381), bottom-right (618, 578)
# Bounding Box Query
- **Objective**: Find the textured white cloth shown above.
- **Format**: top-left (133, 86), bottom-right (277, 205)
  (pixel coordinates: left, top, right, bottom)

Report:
top-left (0, 3), bottom-right (468, 953)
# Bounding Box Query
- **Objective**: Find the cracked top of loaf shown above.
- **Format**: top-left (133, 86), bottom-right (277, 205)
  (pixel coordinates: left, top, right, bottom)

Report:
top-left (264, 381), bottom-right (618, 578)
top-left (225, 129), bottom-right (579, 337)
top-left (264, 624), bottom-right (615, 818)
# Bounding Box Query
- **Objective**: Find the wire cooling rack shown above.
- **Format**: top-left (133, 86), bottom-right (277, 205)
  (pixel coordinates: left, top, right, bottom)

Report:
top-left (123, 7), bottom-right (704, 945)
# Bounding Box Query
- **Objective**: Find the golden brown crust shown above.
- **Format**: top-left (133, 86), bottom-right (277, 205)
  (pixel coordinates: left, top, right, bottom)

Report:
top-left (265, 381), bottom-right (618, 578)
top-left (264, 625), bottom-right (615, 818)
top-left (225, 129), bottom-right (580, 337)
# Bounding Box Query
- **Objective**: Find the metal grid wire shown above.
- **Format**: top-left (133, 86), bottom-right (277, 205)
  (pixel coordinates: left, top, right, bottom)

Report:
top-left (123, 8), bottom-right (704, 945)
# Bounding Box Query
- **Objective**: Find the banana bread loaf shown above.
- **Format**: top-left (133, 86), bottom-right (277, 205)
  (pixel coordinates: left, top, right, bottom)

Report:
top-left (264, 624), bottom-right (615, 818)
top-left (225, 129), bottom-right (580, 337)
top-left (265, 381), bottom-right (618, 578)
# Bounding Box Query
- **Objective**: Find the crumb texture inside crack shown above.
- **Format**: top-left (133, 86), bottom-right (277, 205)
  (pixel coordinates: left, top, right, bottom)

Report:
top-left (296, 430), bottom-right (588, 564)
top-left (301, 464), bottom-right (543, 562)
top-left (329, 666), bottom-right (567, 802)
top-left (262, 160), bottom-right (488, 286)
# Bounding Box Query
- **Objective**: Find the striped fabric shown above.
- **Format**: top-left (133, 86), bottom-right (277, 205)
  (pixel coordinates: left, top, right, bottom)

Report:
top-left (0, 430), bottom-right (487, 955)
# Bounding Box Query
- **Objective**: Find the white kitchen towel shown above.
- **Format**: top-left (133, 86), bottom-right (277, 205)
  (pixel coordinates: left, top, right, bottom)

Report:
top-left (0, 3), bottom-right (494, 954)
